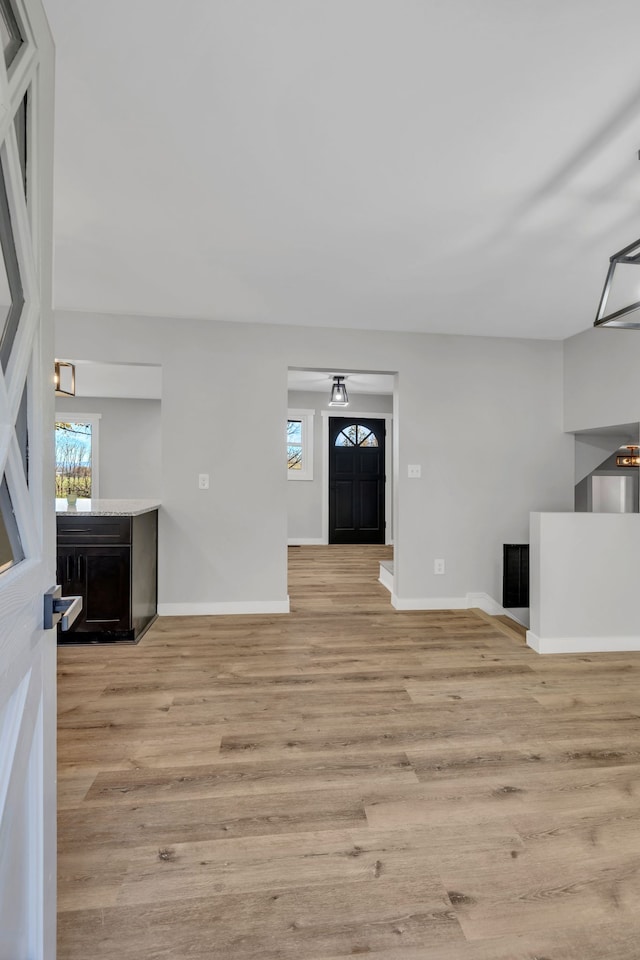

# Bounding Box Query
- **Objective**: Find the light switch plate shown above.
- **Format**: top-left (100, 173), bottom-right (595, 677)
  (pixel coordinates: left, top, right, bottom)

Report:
top-left (408, 464), bottom-right (421, 479)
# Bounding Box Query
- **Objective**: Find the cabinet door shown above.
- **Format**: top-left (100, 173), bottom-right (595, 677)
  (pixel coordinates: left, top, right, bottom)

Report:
top-left (76, 546), bottom-right (131, 632)
top-left (57, 545), bottom-right (77, 595)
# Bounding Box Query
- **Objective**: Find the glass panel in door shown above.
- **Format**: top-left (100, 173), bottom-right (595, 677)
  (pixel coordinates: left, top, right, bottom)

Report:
top-left (0, 151), bottom-right (25, 371)
top-left (0, 0), bottom-right (23, 68)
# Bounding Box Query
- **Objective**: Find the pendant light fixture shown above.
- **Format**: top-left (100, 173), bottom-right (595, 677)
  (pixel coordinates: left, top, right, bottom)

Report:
top-left (616, 444), bottom-right (640, 467)
top-left (54, 359), bottom-right (76, 397)
top-left (594, 237), bottom-right (640, 328)
top-left (329, 375), bottom-right (349, 406)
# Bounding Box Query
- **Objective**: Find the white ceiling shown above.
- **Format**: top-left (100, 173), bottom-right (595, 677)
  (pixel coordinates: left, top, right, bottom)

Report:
top-left (44, 0), bottom-right (640, 341)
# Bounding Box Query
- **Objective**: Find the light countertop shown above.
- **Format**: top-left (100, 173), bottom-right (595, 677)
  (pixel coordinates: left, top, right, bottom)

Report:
top-left (55, 498), bottom-right (161, 517)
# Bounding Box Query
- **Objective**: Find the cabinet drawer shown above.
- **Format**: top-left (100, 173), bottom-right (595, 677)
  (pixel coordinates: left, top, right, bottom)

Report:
top-left (56, 516), bottom-right (132, 544)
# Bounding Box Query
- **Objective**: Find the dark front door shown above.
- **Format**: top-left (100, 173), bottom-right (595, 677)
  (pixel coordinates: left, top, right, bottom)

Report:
top-left (329, 417), bottom-right (385, 544)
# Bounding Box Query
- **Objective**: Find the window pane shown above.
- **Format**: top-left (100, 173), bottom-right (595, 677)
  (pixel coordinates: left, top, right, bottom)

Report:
top-left (287, 412), bottom-right (313, 479)
top-left (15, 381), bottom-right (27, 484)
top-left (0, 153), bottom-right (24, 372)
top-left (288, 444), bottom-right (302, 470)
top-left (358, 427), bottom-right (378, 447)
top-left (287, 419), bottom-right (303, 470)
top-left (0, 0), bottom-right (22, 68)
top-left (55, 422), bottom-right (92, 497)
top-left (335, 424), bottom-right (379, 447)
top-left (287, 420), bottom-right (302, 443)
top-left (14, 92), bottom-right (27, 198)
top-left (0, 475), bottom-right (24, 574)
top-left (335, 426), bottom-right (357, 446)
top-left (0, 213), bottom-right (8, 345)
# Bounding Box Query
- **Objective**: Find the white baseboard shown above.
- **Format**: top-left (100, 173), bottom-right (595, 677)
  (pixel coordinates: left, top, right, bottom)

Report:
top-left (287, 538), bottom-right (326, 546)
top-left (158, 598), bottom-right (290, 616)
top-left (527, 631), bottom-right (640, 655)
top-left (389, 591), bottom-right (532, 630)
top-left (466, 592), bottom-right (504, 616)
top-left (390, 591), bottom-right (504, 614)
top-left (378, 564), bottom-right (394, 593)
top-left (501, 607), bottom-right (529, 628)
top-left (289, 538), bottom-right (392, 546)
top-left (391, 594), bottom-right (470, 611)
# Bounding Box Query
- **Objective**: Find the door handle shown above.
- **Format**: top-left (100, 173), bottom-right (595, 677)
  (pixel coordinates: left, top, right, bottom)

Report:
top-left (66, 555), bottom-right (73, 582)
top-left (76, 554), bottom-right (83, 580)
top-left (43, 585), bottom-right (83, 631)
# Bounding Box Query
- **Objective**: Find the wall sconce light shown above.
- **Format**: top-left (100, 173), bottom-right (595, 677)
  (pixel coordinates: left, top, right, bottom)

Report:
top-left (54, 359), bottom-right (75, 397)
top-left (616, 445), bottom-right (640, 467)
top-left (594, 238), bottom-right (640, 328)
top-left (329, 375), bottom-right (349, 406)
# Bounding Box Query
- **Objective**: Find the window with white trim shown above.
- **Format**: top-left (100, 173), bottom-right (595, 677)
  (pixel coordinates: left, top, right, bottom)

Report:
top-left (55, 412), bottom-right (101, 499)
top-left (287, 409), bottom-right (314, 481)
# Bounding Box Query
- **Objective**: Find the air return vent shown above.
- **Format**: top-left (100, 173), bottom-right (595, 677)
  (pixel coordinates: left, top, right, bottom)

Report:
top-left (503, 544), bottom-right (529, 608)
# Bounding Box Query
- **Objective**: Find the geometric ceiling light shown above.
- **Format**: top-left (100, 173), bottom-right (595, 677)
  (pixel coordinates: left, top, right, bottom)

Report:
top-left (594, 238), bottom-right (640, 328)
top-left (329, 375), bottom-right (349, 406)
top-left (54, 359), bottom-right (75, 397)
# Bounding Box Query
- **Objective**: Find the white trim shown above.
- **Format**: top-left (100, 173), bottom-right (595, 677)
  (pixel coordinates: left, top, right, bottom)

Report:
top-left (525, 631), bottom-right (543, 654)
top-left (378, 562), bottom-right (394, 593)
top-left (0, 4), bottom-right (56, 954)
top-left (320, 410), bottom-right (390, 420)
top-left (502, 609), bottom-right (529, 628)
top-left (4, 114), bottom-right (41, 426)
top-left (389, 591), bottom-right (507, 615)
top-left (468, 594), bottom-right (529, 628)
top-left (287, 408), bottom-right (314, 481)
top-left (526, 631), bottom-right (640, 655)
top-left (288, 538), bottom-right (325, 546)
top-left (158, 598), bottom-right (290, 616)
top-left (321, 410), bottom-right (393, 545)
top-left (8, 428), bottom-right (38, 559)
top-left (391, 594), bottom-right (470, 611)
top-left (55, 411), bottom-right (101, 498)
top-left (466, 591), bottom-right (504, 616)
top-left (56, 411), bottom-right (102, 421)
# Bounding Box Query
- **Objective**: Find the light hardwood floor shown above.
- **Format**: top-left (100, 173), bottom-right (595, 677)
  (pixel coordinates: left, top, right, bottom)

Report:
top-left (58, 545), bottom-right (640, 959)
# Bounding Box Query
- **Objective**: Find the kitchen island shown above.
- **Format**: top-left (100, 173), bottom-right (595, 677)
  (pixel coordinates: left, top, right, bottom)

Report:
top-left (55, 499), bottom-right (160, 643)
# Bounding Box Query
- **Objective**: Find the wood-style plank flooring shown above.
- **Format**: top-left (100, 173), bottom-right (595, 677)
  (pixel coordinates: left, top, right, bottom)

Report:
top-left (58, 545), bottom-right (640, 959)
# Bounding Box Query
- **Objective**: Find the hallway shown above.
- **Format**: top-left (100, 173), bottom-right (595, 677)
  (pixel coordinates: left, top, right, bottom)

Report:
top-left (58, 546), bottom-right (640, 959)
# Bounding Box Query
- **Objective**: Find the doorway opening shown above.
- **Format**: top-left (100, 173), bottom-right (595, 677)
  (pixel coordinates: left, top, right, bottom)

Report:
top-left (286, 368), bottom-right (396, 547)
top-left (286, 368), bottom-right (396, 608)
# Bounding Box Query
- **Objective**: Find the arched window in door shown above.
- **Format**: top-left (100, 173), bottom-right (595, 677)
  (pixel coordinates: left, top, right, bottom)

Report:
top-left (334, 424), bottom-right (379, 448)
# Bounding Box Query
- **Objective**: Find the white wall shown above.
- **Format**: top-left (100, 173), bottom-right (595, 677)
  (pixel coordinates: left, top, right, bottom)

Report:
top-left (391, 335), bottom-right (573, 608)
top-left (55, 397), bottom-right (161, 500)
top-left (72, 362), bottom-right (162, 399)
top-left (575, 433), bottom-right (633, 484)
top-left (529, 512), bottom-right (640, 653)
top-left (564, 327), bottom-right (640, 431)
top-left (55, 311), bottom-right (574, 613)
top-left (287, 389), bottom-right (393, 542)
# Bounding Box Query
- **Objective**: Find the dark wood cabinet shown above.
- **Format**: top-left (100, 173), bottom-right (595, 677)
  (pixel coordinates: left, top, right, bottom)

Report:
top-left (56, 510), bottom-right (158, 643)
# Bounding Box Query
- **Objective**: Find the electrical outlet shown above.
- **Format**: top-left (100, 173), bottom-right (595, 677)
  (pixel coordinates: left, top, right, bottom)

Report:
top-left (434, 558), bottom-right (445, 575)
top-left (408, 464), bottom-right (421, 479)
top-left (198, 473), bottom-right (209, 489)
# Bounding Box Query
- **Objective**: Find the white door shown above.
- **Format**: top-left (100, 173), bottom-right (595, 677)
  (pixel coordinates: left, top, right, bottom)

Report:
top-left (0, 1), bottom-right (55, 958)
